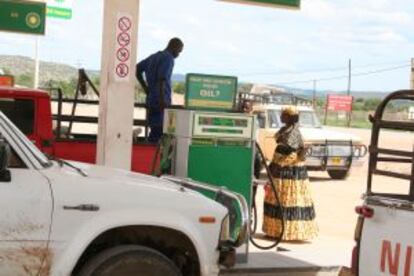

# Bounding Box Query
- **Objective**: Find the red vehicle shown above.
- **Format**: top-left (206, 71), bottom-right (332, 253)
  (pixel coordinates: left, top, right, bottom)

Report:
top-left (0, 85), bottom-right (159, 174)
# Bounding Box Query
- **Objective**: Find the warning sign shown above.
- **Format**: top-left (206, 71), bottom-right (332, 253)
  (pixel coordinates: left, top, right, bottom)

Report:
top-left (117, 32), bottom-right (130, 47)
top-left (116, 63), bottom-right (129, 78)
top-left (327, 94), bottom-right (353, 112)
top-left (114, 13), bottom-right (133, 82)
top-left (116, 48), bottom-right (130, 62)
top-left (118, 16), bottom-right (131, 31)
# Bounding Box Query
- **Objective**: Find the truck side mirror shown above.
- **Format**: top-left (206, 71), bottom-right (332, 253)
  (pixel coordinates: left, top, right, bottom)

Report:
top-left (0, 141), bottom-right (11, 182)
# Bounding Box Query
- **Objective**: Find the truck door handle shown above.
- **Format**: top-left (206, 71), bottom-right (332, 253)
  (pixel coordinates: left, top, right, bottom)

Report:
top-left (63, 204), bottom-right (100, 212)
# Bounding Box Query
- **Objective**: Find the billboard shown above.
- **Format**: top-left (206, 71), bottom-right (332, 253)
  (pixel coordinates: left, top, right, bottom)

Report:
top-left (327, 94), bottom-right (353, 112)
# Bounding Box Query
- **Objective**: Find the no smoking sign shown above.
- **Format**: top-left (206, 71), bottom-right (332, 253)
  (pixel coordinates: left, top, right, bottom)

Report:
top-left (114, 13), bottom-right (133, 82)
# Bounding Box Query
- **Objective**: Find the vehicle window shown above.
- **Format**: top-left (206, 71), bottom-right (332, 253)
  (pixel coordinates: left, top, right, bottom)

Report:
top-left (0, 136), bottom-right (27, 169)
top-left (253, 112), bottom-right (266, 128)
top-left (9, 147), bottom-right (26, 168)
top-left (299, 111), bottom-right (321, 127)
top-left (0, 99), bottom-right (35, 135)
top-left (0, 112), bottom-right (50, 168)
top-left (268, 110), bottom-right (280, 128)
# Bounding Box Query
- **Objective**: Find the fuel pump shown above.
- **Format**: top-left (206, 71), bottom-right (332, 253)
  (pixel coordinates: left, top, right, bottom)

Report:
top-left (161, 109), bottom-right (256, 261)
top-left (152, 73), bottom-right (283, 260)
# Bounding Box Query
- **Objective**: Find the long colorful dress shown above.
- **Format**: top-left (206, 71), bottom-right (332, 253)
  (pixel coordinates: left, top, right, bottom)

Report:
top-left (262, 124), bottom-right (318, 241)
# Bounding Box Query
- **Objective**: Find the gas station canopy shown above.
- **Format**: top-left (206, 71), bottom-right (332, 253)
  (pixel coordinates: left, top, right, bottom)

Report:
top-left (219, 0), bottom-right (300, 9)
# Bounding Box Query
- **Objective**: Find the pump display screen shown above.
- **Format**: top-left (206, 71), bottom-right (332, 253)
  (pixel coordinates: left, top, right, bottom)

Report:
top-left (193, 113), bottom-right (254, 139)
top-left (198, 117), bottom-right (248, 127)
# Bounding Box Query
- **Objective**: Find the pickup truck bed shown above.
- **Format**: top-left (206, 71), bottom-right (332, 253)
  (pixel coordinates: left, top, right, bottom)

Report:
top-left (0, 87), bottom-right (159, 174)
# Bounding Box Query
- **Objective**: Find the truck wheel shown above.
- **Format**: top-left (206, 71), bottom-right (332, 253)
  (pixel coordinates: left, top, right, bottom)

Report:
top-left (78, 245), bottom-right (182, 276)
top-left (327, 169), bottom-right (350, 180)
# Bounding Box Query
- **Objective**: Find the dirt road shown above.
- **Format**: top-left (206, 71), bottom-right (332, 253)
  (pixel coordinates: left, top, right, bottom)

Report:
top-left (311, 127), bottom-right (413, 240)
top-left (247, 126), bottom-right (413, 266)
top-left (228, 126), bottom-right (413, 274)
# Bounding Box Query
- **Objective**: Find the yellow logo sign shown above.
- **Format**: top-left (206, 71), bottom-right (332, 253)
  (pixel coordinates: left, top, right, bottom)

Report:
top-left (26, 12), bottom-right (41, 29)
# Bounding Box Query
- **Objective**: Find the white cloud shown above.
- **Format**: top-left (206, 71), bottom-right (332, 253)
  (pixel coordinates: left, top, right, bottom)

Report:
top-left (302, 0), bottom-right (412, 26)
top-left (315, 26), bottom-right (406, 44)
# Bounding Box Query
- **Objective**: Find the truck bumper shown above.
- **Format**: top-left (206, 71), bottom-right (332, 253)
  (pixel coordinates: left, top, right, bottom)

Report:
top-left (306, 156), bottom-right (364, 171)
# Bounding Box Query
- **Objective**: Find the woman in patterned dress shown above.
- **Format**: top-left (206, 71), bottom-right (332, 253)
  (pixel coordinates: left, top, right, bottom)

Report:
top-left (262, 106), bottom-right (318, 241)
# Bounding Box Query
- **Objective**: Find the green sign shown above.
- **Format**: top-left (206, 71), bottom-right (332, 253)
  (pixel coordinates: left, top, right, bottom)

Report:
top-left (47, 0), bottom-right (73, 19)
top-left (186, 73), bottom-right (238, 111)
top-left (0, 0), bottom-right (46, 35)
top-left (220, 0), bottom-right (300, 9)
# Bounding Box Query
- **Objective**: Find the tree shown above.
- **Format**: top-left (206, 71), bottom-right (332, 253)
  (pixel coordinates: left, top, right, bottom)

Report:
top-left (16, 74), bottom-right (34, 88)
top-left (363, 98), bottom-right (382, 111)
top-left (173, 82), bottom-right (185, 94)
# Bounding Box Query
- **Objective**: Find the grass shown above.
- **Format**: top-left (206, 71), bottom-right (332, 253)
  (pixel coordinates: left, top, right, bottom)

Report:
top-left (323, 118), bottom-right (372, 129)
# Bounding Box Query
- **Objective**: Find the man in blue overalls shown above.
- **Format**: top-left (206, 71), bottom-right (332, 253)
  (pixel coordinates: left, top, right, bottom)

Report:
top-left (136, 38), bottom-right (184, 143)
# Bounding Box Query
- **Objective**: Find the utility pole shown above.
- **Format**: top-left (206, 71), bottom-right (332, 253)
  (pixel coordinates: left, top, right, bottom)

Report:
top-left (347, 59), bottom-right (352, 127)
top-left (411, 58), bottom-right (414, 89)
top-left (312, 79), bottom-right (317, 109)
top-left (347, 59), bottom-right (351, 95)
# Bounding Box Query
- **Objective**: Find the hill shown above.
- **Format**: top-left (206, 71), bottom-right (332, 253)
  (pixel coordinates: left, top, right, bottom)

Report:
top-left (0, 55), bottom-right (76, 83)
top-left (0, 55), bottom-right (389, 99)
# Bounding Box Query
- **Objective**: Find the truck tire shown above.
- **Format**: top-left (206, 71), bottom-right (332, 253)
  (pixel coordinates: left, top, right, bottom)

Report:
top-left (77, 245), bottom-right (182, 276)
top-left (327, 169), bottom-right (350, 180)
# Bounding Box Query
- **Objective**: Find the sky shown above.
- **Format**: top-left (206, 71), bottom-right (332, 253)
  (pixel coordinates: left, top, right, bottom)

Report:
top-left (0, 0), bottom-right (413, 92)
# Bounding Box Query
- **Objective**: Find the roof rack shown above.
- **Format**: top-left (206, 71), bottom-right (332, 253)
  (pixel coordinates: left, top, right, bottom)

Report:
top-left (237, 91), bottom-right (313, 109)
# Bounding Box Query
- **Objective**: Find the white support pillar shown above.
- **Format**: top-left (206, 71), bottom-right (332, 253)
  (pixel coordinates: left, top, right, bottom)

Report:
top-left (97, 0), bottom-right (140, 170)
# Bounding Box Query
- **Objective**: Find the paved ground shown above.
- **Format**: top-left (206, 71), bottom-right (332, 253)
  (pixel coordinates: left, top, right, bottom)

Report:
top-left (222, 126), bottom-right (413, 275)
top-left (54, 101), bottom-right (413, 275)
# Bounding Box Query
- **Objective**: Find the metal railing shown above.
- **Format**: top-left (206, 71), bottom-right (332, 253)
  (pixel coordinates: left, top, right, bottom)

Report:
top-left (367, 90), bottom-right (414, 201)
top-left (238, 91), bottom-right (313, 109)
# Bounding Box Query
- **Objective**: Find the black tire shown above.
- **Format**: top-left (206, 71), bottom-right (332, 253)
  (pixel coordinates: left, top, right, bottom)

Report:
top-left (77, 245), bottom-right (182, 276)
top-left (327, 169), bottom-right (350, 180)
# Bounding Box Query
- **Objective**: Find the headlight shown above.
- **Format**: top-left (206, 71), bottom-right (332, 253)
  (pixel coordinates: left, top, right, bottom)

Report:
top-left (308, 145), bottom-right (326, 157)
top-left (220, 214), bottom-right (231, 242)
top-left (353, 144), bottom-right (368, 157)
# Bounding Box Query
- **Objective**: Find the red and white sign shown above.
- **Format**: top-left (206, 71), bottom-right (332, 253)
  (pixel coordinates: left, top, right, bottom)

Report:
top-left (114, 13), bottom-right (133, 82)
top-left (327, 94), bottom-right (353, 112)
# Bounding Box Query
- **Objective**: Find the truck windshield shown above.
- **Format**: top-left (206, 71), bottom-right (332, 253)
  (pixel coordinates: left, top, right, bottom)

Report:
top-left (268, 110), bottom-right (321, 128)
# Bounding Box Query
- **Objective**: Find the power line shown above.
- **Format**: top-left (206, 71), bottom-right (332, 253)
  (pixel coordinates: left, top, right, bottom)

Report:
top-left (238, 60), bottom-right (410, 77)
top-left (238, 65), bottom-right (348, 76)
top-left (273, 63), bottom-right (410, 86)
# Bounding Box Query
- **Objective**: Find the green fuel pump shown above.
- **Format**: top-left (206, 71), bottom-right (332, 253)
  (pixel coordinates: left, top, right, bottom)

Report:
top-left (162, 108), bottom-right (256, 262)
top-left (154, 73), bottom-right (284, 261)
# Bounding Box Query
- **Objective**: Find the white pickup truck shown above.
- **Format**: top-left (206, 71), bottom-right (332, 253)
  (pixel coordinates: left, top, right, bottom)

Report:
top-left (0, 111), bottom-right (248, 276)
top-left (351, 90), bottom-right (414, 276)
top-left (252, 104), bottom-right (367, 179)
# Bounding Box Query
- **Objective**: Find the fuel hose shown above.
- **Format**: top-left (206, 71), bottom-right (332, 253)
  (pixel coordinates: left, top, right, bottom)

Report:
top-left (249, 142), bottom-right (285, 250)
top-left (151, 136), bottom-right (285, 249)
